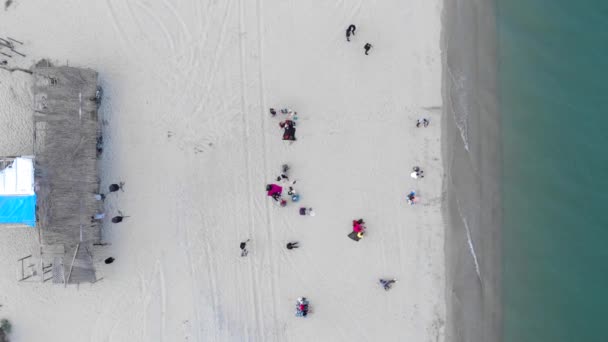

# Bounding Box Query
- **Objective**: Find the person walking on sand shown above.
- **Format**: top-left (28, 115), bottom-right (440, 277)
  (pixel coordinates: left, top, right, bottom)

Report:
top-left (286, 242), bottom-right (299, 250)
top-left (346, 24), bottom-right (356, 41)
top-left (364, 43), bottom-right (372, 55)
top-left (379, 278), bottom-right (397, 291)
top-left (240, 239), bottom-right (250, 257)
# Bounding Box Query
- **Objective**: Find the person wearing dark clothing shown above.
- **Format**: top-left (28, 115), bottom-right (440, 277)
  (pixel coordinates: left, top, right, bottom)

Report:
top-left (364, 43), bottom-right (372, 55)
top-left (277, 164), bottom-right (290, 182)
top-left (380, 278), bottom-right (397, 290)
top-left (240, 239), bottom-right (250, 257)
top-left (416, 118), bottom-right (430, 128)
top-left (112, 211), bottom-right (129, 223)
top-left (108, 182), bottom-right (125, 192)
top-left (286, 242), bottom-right (299, 250)
top-left (283, 125), bottom-right (296, 141)
top-left (346, 24), bottom-right (356, 41)
top-left (105, 257), bottom-right (115, 264)
top-left (279, 120), bottom-right (296, 129)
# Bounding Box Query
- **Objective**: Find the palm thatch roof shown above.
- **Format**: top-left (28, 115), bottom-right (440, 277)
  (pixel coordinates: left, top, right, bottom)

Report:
top-left (32, 62), bottom-right (102, 284)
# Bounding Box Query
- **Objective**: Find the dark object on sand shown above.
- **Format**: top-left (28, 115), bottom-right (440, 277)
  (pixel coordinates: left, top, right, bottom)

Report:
top-left (379, 278), bottom-right (397, 291)
top-left (348, 231), bottom-right (362, 241)
top-left (286, 242), bottom-right (299, 249)
top-left (270, 108), bottom-right (277, 116)
top-left (346, 24), bottom-right (356, 41)
top-left (240, 239), bottom-right (250, 257)
top-left (364, 43), bottom-right (372, 55)
top-left (111, 216), bottom-right (124, 223)
top-left (96, 136), bottom-right (103, 156)
top-left (108, 182), bottom-right (124, 192)
top-left (104, 257), bottom-right (115, 264)
top-left (283, 126), bottom-right (296, 141)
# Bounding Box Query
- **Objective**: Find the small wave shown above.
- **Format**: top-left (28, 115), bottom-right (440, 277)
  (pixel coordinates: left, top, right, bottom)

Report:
top-left (455, 195), bottom-right (482, 283)
top-left (447, 67), bottom-right (470, 152)
top-left (463, 217), bottom-right (482, 282)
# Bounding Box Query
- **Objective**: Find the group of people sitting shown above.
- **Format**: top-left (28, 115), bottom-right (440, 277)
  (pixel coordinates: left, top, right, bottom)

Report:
top-left (266, 164), bottom-right (298, 207)
top-left (296, 297), bottom-right (309, 317)
top-left (266, 183), bottom-right (286, 206)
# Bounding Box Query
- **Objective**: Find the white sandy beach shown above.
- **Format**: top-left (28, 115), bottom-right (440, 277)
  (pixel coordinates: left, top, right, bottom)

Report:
top-left (0, 1), bottom-right (444, 341)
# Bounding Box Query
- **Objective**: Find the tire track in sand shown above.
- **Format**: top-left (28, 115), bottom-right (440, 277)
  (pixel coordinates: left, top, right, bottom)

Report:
top-left (192, 1), bottom-right (234, 118)
top-left (237, 0), bottom-right (266, 339)
top-left (253, 0), bottom-right (283, 340)
top-left (173, 189), bottom-right (204, 342)
top-left (105, 0), bottom-right (139, 66)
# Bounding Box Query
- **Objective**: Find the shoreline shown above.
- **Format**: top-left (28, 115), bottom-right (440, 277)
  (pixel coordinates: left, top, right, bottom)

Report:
top-left (441, 0), bottom-right (502, 341)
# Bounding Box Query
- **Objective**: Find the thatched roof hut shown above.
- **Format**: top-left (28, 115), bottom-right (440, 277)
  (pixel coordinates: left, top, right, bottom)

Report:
top-left (32, 62), bottom-right (102, 284)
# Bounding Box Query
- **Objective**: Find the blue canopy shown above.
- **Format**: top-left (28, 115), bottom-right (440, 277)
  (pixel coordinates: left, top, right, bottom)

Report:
top-left (0, 195), bottom-right (36, 227)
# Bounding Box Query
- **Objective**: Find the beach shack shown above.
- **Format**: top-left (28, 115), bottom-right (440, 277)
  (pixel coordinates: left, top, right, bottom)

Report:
top-left (5, 61), bottom-right (105, 284)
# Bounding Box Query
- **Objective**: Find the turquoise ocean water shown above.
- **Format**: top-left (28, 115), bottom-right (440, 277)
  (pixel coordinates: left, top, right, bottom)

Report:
top-left (499, 1), bottom-right (608, 341)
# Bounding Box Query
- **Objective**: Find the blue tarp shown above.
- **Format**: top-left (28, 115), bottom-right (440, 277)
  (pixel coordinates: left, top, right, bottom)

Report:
top-left (0, 195), bottom-right (36, 227)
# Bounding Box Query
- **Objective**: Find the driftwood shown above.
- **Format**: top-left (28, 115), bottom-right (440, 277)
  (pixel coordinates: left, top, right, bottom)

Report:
top-left (0, 65), bottom-right (32, 74)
